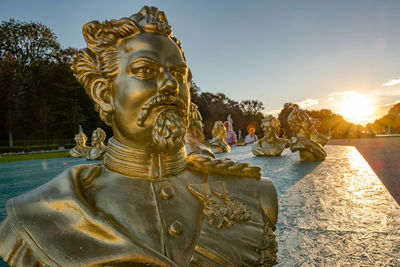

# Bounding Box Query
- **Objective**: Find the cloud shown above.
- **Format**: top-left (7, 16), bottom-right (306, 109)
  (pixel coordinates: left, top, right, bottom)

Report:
top-left (383, 79), bottom-right (400, 86)
top-left (381, 100), bottom-right (400, 107)
top-left (296, 98), bottom-right (319, 108)
top-left (368, 88), bottom-right (400, 97)
top-left (328, 89), bottom-right (400, 98)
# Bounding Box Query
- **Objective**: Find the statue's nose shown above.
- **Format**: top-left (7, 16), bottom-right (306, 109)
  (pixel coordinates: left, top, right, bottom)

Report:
top-left (158, 68), bottom-right (179, 96)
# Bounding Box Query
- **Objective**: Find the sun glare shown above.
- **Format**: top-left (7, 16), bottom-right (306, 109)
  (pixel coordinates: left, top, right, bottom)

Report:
top-left (335, 92), bottom-right (375, 125)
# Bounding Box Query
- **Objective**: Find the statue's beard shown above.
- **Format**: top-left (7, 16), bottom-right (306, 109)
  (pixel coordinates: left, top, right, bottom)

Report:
top-left (152, 109), bottom-right (187, 153)
top-left (136, 95), bottom-right (188, 153)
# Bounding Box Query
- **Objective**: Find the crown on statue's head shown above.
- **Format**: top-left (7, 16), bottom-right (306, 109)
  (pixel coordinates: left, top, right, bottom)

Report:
top-left (129, 6), bottom-right (172, 36)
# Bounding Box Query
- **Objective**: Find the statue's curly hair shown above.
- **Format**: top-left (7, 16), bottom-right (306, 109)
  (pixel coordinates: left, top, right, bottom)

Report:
top-left (93, 127), bottom-right (106, 142)
top-left (71, 6), bottom-right (186, 125)
top-left (212, 121), bottom-right (227, 140)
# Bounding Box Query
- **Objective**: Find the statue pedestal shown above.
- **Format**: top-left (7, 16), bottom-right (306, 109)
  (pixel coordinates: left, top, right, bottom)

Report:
top-left (216, 145), bottom-right (400, 266)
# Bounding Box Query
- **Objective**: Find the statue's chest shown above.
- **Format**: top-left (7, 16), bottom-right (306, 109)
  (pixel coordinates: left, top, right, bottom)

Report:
top-left (85, 171), bottom-right (271, 266)
top-left (87, 170), bottom-right (204, 266)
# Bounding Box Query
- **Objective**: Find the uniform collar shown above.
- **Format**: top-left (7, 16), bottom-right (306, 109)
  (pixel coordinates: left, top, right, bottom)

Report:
top-left (104, 137), bottom-right (187, 179)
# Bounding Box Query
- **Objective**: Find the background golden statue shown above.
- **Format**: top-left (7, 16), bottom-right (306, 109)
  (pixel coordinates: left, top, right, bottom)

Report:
top-left (288, 105), bottom-right (327, 161)
top-left (0, 6), bottom-right (278, 266)
top-left (67, 131), bottom-right (88, 157)
top-left (85, 127), bottom-right (107, 160)
top-left (185, 103), bottom-right (215, 158)
top-left (210, 120), bottom-right (231, 153)
top-left (252, 115), bottom-right (290, 156)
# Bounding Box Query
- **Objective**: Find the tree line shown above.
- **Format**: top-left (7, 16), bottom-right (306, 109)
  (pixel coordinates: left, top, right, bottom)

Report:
top-left (368, 103), bottom-right (400, 135)
top-left (190, 82), bottom-right (265, 140)
top-left (0, 19), bottom-right (109, 147)
top-left (1, 19), bottom-right (399, 148)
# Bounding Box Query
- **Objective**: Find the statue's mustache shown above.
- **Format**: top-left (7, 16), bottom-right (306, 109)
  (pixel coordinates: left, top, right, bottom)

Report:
top-left (136, 95), bottom-right (187, 127)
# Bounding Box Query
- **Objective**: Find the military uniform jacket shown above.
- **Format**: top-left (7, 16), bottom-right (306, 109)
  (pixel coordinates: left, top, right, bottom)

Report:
top-left (0, 159), bottom-right (278, 266)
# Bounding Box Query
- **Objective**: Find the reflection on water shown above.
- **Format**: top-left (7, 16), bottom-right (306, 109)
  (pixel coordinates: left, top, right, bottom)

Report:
top-left (218, 145), bottom-right (400, 266)
top-left (345, 148), bottom-right (378, 201)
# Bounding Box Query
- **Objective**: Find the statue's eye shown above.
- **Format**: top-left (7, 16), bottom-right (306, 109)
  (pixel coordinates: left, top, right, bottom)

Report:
top-left (137, 67), bottom-right (152, 74)
top-left (171, 70), bottom-right (183, 77)
top-left (131, 65), bottom-right (157, 79)
top-left (170, 68), bottom-right (187, 82)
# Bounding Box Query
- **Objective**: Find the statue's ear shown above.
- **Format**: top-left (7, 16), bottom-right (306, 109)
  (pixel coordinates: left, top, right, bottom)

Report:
top-left (92, 79), bottom-right (114, 113)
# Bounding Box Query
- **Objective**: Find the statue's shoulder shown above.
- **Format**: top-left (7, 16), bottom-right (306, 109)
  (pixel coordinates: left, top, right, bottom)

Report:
top-left (187, 154), bottom-right (262, 178)
top-left (2, 163), bottom-right (105, 266)
top-left (8, 163), bottom-right (102, 219)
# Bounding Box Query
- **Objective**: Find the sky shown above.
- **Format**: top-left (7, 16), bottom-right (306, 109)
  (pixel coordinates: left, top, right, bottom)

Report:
top-left (1, 0), bottom-right (400, 125)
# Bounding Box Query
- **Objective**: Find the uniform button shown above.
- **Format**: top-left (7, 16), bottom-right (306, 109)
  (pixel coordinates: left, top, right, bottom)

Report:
top-left (168, 221), bottom-right (183, 237)
top-left (160, 184), bottom-right (174, 200)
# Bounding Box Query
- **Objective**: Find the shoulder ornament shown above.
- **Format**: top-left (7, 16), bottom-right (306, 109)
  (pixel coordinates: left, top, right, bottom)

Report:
top-left (188, 181), bottom-right (251, 230)
top-left (187, 154), bottom-right (262, 178)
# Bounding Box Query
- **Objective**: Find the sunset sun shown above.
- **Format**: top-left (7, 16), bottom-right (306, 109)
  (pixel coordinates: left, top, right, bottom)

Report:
top-left (336, 92), bottom-right (376, 125)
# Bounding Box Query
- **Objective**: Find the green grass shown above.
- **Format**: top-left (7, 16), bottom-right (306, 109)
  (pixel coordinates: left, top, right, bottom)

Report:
top-left (0, 151), bottom-right (69, 163)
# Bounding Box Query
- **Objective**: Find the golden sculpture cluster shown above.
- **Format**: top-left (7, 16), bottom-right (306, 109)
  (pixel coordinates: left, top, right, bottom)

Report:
top-left (205, 104), bottom-right (327, 161)
top-left (0, 6), bottom-right (278, 267)
top-left (251, 105), bottom-right (328, 161)
top-left (68, 128), bottom-right (107, 160)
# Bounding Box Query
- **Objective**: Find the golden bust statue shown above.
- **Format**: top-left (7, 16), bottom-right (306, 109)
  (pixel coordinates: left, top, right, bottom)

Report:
top-left (0, 6), bottom-right (278, 266)
top-left (67, 131), bottom-right (88, 157)
top-left (210, 121), bottom-right (231, 153)
top-left (85, 127), bottom-right (107, 160)
top-left (287, 105), bottom-right (327, 161)
top-left (252, 115), bottom-right (290, 156)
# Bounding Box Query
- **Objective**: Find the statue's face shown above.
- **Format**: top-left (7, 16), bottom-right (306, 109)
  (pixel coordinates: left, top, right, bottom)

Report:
top-left (217, 124), bottom-right (227, 139)
top-left (75, 134), bottom-right (87, 147)
top-left (91, 131), bottom-right (103, 145)
top-left (111, 33), bottom-right (190, 149)
top-left (270, 118), bottom-right (280, 129)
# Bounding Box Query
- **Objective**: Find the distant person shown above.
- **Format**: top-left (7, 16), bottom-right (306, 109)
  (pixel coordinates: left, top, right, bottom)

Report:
top-left (245, 124), bottom-right (258, 146)
top-left (223, 121), bottom-right (237, 146)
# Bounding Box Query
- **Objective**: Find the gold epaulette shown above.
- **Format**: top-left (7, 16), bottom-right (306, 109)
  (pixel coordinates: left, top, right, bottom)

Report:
top-left (187, 154), bottom-right (262, 179)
